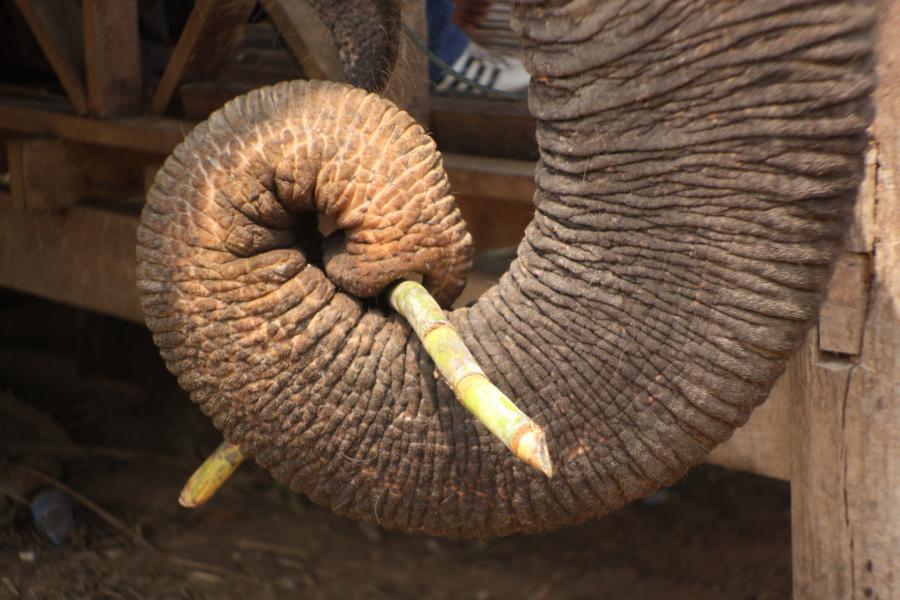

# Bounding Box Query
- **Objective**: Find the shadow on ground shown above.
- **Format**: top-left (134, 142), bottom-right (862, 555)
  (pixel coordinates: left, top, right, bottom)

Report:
top-left (0, 292), bottom-right (791, 600)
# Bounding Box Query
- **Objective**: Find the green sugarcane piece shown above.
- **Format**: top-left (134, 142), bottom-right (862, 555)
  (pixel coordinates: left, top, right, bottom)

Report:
top-left (179, 440), bottom-right (245, 507)
top-left (179, 280), bottom-right (553, 509)
top-left (388, 280), bottom-right (553, 477)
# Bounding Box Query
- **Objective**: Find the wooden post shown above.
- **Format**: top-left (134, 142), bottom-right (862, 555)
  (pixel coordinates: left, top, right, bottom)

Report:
top-left (83, 0), bottom-right (142, 117)
top-left (149, 0), bottom-right (257, 114)
top-left (12, 0), bottom-right (88, 115)
top-left (790, 4), bottom-right (900, 596)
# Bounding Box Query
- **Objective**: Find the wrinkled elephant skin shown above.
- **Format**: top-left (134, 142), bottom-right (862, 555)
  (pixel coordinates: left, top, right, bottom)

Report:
top-left (137, 1), bottom-right (876, 537)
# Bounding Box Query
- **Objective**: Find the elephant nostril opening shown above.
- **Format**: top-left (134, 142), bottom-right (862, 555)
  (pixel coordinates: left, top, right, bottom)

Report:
top-left (292, 213), bottom-right (325, 268)
top-left (290, 212), bottom-right (387, 310)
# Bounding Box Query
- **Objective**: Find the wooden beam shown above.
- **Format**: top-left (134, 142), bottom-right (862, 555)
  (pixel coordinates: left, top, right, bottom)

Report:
top-left (6, 83), bottom-right (540, 166)
top-left (790, 292), bottom-right (898, 600)
top-left (0, 199), bottom-right (143, 323)
top-left (0, 102), bottom-right (189, 155)
top-left (83, 0), bottom-right (142, 117)
top-left (149, 0), bottom-right (257, 115)
top-left (0, 104), bottom-right (543, 209)
top-left (846, 142), bottom-right (877, 253)
top-left (818, 252), bottom-right (871, 355)
top-left (263, 0), bottom-right (344, 82)
top-left (456, 196), bottom-right (533, 251)
top-left (8, 137), bottom-right (78, 211)
top-left (7, 137), bottom-right (158, 211)
top-left (12, 0), bottom-right (88, 115)
top-left (444, 153), bottom-right (535, 204)
top-left (430, 96), bottom-right (537, 161)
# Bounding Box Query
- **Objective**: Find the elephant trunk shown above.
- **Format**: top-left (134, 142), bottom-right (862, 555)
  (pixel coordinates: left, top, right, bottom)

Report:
top-left (137, 0), bottom-right (876, 537)
top-left (306, 0), bottom-right (401, 92)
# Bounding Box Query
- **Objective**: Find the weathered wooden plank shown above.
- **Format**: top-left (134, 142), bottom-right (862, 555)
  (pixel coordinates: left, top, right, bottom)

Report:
top-left (7, 90), bottom-right (538, 165)
top-left (264, 0), bottom-right (344, 82)
top-left (11, 0), bottom-right (87, 115)
top-left (7, 137), bottom-right (157, 211)
top-left (846, 143), bottom-right (877, 253)
top-left (430, 96), bottom-right (537, 161)
top-left (456, 196), bottom-right (533, 250)
top-left (838, 272), bottom-right (899, 600)
top-left (791, 287), bottom-right (898, 600)
top-left (792, 3), bottom-right (899, 595)
top-left (0, 104), bottom-right (541, 211)
top-left (790, 337), bottom-right (856, 599)
top-left (8, 137), bottom-right (71, 211)
top-left (818, 252), bottom-right (871, 355)
top-left (149, 0), bottom-right (257, 114)
top-left (0, 200), bottom-right (143, 323)
top-left (0, 103), bottom-right (189, 155)
top-left (443, 153), bottom-right (535, 204)
top-left (83, 0), bottom-right (142, 117)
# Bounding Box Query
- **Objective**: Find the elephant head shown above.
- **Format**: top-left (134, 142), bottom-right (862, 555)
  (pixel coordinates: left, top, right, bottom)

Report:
top-left (136, 0), bottom-right (876, 537)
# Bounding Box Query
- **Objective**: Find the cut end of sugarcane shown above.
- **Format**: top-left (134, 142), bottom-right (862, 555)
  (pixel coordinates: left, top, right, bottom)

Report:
top-left (510, 423), bottom-right (554, 478)
top-left (179, 441), bottom-right (245, 508)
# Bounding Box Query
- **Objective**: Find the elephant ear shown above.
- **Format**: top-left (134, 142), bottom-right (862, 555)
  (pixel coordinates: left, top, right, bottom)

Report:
top-left (307, 0), bottom-right (402, 92)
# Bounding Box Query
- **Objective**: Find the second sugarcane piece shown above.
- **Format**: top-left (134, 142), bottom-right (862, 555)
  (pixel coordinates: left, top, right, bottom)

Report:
top-left (180, 280), bottom-right (553, 508)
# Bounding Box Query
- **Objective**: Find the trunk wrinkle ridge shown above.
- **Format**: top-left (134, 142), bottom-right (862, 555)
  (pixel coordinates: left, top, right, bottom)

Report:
top-left (137, 0), bottom-right (875, 538)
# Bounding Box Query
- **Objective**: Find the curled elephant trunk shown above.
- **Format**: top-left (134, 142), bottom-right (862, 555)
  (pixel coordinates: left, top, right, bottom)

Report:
top-left (137, 0), bottom-right (876, 537)
top-left (306, 0), bottom-right (401, 92)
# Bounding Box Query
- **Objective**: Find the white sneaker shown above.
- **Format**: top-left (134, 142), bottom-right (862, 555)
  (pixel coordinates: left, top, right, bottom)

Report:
top-left (434, 41), bottom-right (529, 95)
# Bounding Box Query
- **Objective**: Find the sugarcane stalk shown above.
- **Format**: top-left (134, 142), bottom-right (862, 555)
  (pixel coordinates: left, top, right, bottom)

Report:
top-left (387, 280), bottom-right (553, 477)
top-left (178, 440), bottom-right (245, 507)
top-left (179, 280), bottom-right (553, 507)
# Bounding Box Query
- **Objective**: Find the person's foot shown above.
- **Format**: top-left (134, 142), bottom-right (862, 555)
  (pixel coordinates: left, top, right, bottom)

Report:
top-left (433, 41), bottom-right (529, 95)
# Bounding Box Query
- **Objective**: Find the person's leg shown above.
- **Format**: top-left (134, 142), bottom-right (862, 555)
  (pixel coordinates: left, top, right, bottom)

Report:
top-left (426, 0), bottom-right (529, 94)
top-left (427, 0), bottom-right (469, 84)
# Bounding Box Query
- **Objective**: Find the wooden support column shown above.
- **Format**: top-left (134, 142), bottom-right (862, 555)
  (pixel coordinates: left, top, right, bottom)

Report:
top-left (83, 0), bottom-right (142, 117)
top-left (790, 4), bottom-right (900, 595)
top-left (149, 0), bottom-right (257, 114)
top-left (12, 0), bottom-right (87, 115)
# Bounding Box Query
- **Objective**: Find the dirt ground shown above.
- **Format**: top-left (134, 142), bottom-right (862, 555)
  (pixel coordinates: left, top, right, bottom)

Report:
top-left (0, 292), bottom-right (792, 600)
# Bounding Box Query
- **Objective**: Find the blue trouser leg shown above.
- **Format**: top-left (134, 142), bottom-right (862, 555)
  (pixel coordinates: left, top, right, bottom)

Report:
top-left (426, 0), bottom-right (470, 83)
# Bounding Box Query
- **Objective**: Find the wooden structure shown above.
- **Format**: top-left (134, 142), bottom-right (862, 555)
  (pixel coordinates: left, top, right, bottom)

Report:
top-left (0, 2), bottom-right (895, 598)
